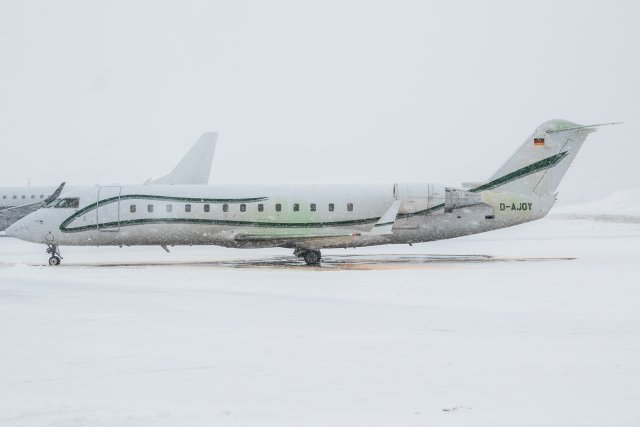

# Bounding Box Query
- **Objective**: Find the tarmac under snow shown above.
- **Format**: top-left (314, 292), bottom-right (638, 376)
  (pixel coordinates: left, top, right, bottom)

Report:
top-left (0, 197), bottom-right (639, 426)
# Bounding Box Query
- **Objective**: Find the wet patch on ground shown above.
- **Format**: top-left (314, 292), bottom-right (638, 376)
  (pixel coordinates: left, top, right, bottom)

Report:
top-left (25, 254), bottom-right (577, 271)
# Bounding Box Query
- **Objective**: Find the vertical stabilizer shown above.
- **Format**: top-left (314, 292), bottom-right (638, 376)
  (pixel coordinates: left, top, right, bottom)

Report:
top-left (150, 132), bottom-right (218, 185)
top-left (471, 120), bottom-right (607, 197)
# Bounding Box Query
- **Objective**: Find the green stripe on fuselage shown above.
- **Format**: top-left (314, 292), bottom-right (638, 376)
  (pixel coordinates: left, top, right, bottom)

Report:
top-left (396, 203), bottom-right (445, 219)
top-left (60, 194), bottom-right (380, 233)
top-left (99, 194), bottom-right (268, 204)
top-left (60, 152), bottom-right (570, 231)
top-left (60, 195), bottom-right (269, 232)
top-left (61, 217), bottom-right (381, 233)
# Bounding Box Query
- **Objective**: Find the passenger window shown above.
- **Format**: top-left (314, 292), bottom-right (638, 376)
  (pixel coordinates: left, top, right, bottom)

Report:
top-left (31, 195), bottom-right (35, 199)
top-left (240, 204), bottom-right (246, 212)
top-left (310, 203), bottom-right (316, 212)
top-left (185, 204), bottom-right (191, 212)
top-left (258, 204), bottom-right (264, 212)
top-left (166, 204), bottom-right (172, 213)
top-left (293, 203), bottom-right (299, 212)
top-left (204, 204), bottom-right (210, 213)
top-left (13, 195), bottom-right (17, 199)
top-left (148, 204), bottom-right (154, 213)
top-left (2, 196), bottom-right (5, 199)
top-left (21, 195), bottom-right (25, 199)
top-left (223, 204), bottom-right (229, 212)
top-left (347, 203), bottom-right (353, 212)
top-left (130, 204), bottom-right (136, 213)
top-left (328, 203), bottom-right (334, 212)
top-left (40, 195), bottom-right (44, 199)
top-left (276, 203), bottom-right (282, 212)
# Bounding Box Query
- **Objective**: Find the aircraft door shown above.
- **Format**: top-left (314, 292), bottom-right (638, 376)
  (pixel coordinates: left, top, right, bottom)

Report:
top-left (96, 186), bottom-right (122, 231)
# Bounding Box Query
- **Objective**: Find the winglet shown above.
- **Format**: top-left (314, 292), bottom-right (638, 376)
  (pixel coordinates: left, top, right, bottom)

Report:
top-left (367, 200), bottom-right (401, 236)
top-left (149, 132), bottom-right (218, 185)
top-left (43, 182), bottom-right (66, 205)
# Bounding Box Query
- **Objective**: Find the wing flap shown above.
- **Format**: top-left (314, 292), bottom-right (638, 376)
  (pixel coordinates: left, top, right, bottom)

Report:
top-left (235, 229), bottom-right (364, 242)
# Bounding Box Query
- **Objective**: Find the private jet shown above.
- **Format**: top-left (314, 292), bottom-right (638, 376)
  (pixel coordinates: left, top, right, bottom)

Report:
top-left (6, 120), bottom-right (612, 265)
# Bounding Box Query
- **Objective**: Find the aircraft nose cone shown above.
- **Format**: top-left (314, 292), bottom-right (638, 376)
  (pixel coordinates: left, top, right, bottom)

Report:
top-left (5, 217), bottom-right (37, 241)
top-left (5, 221), bottom-right (27, 239)
top-left (5, 223), bottom-right (18, 238)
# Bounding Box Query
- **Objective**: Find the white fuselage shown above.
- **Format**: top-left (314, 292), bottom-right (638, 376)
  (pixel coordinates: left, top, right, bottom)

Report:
top-left (7, 183), bottom-right (549, 249)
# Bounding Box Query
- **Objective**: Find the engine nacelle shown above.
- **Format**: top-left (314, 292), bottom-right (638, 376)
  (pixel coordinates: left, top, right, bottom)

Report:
top-left (444, 188), bottom-right (483, 212)
top-left (394, 182), bottom-right (445, 214)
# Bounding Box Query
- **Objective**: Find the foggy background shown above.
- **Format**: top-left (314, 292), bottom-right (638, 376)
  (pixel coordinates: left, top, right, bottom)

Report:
top-left (1, 0), bottom-right (638, 203)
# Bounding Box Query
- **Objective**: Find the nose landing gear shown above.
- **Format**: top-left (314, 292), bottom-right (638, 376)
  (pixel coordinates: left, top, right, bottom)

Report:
top-left (294, 248), bottom-right (321, 266)
top-left (46, 244), bottom-right (63, 266)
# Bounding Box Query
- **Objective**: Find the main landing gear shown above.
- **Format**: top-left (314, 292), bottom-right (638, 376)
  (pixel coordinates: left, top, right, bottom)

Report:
top-left (294, 248), bottom-right (321, 266)
top-left (46, 244), bottom-right (63, 266)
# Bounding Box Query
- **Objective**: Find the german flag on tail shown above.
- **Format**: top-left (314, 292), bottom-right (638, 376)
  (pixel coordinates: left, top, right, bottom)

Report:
top-left (533, 138), bottom-right (545, 146)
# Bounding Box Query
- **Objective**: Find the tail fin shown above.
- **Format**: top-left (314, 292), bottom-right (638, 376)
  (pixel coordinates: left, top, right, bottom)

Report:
top-left (471, 120), bottom-right (615, 197)
top-left (150, 132), bottom-right (218, 185)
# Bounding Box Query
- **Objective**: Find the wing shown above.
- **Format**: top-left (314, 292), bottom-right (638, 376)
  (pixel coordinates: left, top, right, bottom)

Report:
top-left (234, 200), bottom-right (402, 246)
top-left (234, 227), bottom-right (371, 243)
top-left (368, 200), bottom-right (401, 235)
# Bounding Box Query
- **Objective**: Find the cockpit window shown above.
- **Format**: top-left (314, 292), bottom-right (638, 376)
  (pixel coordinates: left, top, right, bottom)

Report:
top-left (47, 198), bottom-right (80, 208)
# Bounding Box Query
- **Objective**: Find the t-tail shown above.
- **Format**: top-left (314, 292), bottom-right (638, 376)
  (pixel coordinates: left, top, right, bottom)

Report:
top-left (470, 119), bottom-right (618, 222)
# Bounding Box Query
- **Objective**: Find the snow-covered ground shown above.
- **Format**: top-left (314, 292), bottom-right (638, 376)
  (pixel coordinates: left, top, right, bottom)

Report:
top-left (1, 197), bottom-right (639, 426)
top-left (553, 189), bottom-right (640, 222)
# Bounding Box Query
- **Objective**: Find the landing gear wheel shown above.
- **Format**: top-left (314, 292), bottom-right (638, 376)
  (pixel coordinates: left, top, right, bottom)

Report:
top-left (303, 250), bottom-right (321, 266)
top-left (45, 244), bottom-right (63, 266)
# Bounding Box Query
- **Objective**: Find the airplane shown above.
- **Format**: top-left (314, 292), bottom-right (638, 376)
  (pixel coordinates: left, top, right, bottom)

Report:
top-left (0, 132), bottom-right (217, 231)
top-left (6, 120), bottom-right (615, 266)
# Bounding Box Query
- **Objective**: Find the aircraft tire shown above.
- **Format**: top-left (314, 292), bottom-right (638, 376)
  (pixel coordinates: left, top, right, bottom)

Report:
top-left (48, 256), bottom-right (61, 266)
top-left (303, 250), bottom-right (321, 266)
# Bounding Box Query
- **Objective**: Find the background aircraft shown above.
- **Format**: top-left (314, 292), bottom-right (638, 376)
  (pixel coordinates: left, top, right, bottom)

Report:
top-left (0, 132), bottom-right (217, 231)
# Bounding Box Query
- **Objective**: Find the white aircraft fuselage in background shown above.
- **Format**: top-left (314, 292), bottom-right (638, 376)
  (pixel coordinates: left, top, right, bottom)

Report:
top-left (7, 120), bottom-right (610, 265)
top-left (0, 186), bottom-right (58, 209)
top-left (0, 132), bottom-right (217, 232)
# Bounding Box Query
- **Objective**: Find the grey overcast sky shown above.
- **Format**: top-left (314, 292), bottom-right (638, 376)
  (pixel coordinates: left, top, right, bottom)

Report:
top-left (0, 0), bottom-right (638, 202)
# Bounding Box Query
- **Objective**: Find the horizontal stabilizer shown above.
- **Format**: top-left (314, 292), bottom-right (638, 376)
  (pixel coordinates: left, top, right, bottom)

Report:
top-left (544, 122), bottom-right (622, 134)
top-left (149, 132), bottom-right (217, 185)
